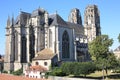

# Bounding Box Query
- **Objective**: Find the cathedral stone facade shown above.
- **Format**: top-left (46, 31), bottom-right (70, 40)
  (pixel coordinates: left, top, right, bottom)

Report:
top-left (4, 5), bottom-right (101, 71)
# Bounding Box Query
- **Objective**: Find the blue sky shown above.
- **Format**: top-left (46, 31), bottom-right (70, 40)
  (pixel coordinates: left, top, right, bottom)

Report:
top-left (0, 0), bottom-right (120, 55)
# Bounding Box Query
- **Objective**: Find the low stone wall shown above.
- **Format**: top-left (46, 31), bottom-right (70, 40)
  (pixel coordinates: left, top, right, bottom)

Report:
top-left (48, 76), bottom-right (98, 80)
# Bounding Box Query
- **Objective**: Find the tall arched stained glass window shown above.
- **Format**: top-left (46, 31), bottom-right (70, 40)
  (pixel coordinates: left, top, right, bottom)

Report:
top-left (29, 25), bottom-right (35, 62)
top-left (14, 31), bottom-right (18, 61)
top-left (62, 30), bottom-right (70, 59)
top-left (21, 36), bottom-right (27, 63)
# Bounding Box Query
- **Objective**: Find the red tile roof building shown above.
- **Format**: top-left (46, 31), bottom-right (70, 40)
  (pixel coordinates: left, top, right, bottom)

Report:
top-left (25, 65), bottom-right (47, 79)
top-left (0, 74), bottom-right (47, 80)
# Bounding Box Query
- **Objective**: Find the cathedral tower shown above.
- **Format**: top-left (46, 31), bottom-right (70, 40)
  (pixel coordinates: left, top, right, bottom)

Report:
top-left (68, 8), bottom-right (82, 25)
top-left (84, 5), bottom-right (101, 42)
top-left (4, 16), bottom-right (15, 71)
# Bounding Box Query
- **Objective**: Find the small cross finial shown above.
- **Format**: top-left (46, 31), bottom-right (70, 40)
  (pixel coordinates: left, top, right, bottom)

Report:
top-left (55, 10), bottom-right (57, 14)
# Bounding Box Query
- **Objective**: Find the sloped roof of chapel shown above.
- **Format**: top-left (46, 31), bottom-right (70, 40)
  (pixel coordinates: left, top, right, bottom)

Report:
top-left (33, 48), bottom-right (56, 60)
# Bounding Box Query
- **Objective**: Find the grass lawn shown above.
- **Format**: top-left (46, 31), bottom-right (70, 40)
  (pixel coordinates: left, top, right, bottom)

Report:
top-left (87, 70), bottom-right (120, 80)
top-left (69, 70), bottom-right (120, 80)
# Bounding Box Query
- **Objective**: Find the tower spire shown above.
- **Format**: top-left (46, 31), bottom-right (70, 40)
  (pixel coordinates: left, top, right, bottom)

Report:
top-left (7, 15), bottom-right (11, 27)
top-left (11, 14), bottom-right (14, 26)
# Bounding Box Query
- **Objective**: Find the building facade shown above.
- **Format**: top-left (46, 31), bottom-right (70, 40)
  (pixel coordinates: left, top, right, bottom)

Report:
top-left (4, 5), bottom-right (101, 71)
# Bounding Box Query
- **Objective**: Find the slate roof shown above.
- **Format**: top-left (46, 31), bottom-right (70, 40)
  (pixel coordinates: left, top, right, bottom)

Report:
top-left (15, 11), bottom-right (31, 26)
top-left (49, 13), bottom-right (67, 27)
top-left (67, 22), bottom-right (84, 34)
top-left (49, 13), bottom-right (84, 34)
top-left (33, 48), bottom-right (56, 60)
top-left (31, 8), bottom-right (46, 17)
top-left (14, 9), bottom-right (84, 35)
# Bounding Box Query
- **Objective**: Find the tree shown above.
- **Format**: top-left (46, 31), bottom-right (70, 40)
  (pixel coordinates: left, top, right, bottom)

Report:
top-left (88, 35), bottom-right (117, 77)
top-left (118, 33), bottom-right (120, 43)
top-left (89, 35), bottom-right (113, 60)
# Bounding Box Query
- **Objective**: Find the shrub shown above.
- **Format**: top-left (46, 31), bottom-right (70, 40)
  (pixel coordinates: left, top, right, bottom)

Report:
top-left (49, 67), bottom-right (66, 76)
top-left (2, 70), bottom-right (8, 73)
top-left (80, 62), bottom-right (96, 77)
top-left (11, 68), bottom-right (23, 75)
top-left (61, 62), bottom-right (96, 77)
top-left (61, 62), bottom-right (72, 75)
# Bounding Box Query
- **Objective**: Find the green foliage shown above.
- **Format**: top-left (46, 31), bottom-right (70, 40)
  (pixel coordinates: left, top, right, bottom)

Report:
top-left (2, 70), bottom-right (8, 73)
top-left (118, 33), bottom-right (120, 43)
top-left (96, 52), bottom-right (118, 70)
top-left (88, 35), bottom-right (118, 77)
top-left (45, 72), bottom-right (49, 78)
top-left (49, 67), bottom-right (66, 76)
top-left (61, 62), bottom-right (75, 75)
top-left (49, 62), bottom-right (96, 77)
top-left (113, 58), bottom-right (120, 73)
top-left (107, 53), bottom-right (118, 69)
top-left (89, 35), bottom-right (113, 60)
top-left (61, 62), bottom-right (96, 77)
top-left (11, 68), bottom-right (23, 75)
top-left (80, 62), bottom-right (96, 77)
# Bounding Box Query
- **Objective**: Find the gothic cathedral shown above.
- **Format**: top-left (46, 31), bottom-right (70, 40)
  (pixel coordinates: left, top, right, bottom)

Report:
top-left (4, 5), bottom-right (101, 71)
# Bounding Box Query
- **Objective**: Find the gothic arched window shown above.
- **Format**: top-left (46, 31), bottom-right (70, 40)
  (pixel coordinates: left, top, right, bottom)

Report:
top-left (49, 29), bottom-right (52, 47)
top-left (21, 36), bottom-right (27, 63)
top-left (62, 30), bottom-right (70, 59)
top-left (29, 25), bottom-right (35, 61)
top-left (14, 31), bottom-right (18, 61)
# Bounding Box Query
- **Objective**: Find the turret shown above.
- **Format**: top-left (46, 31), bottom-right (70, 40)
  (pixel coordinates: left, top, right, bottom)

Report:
top-left (84, 5), bottom-right (101, 42)
top-left (68, 8), bottom-right (82, 25)
top-left (44, 11), bottom-right (49, 26)
top-left (11, 15), bottom-right (14, 26)
top-left (7, 16), bottom-right (11, 28)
